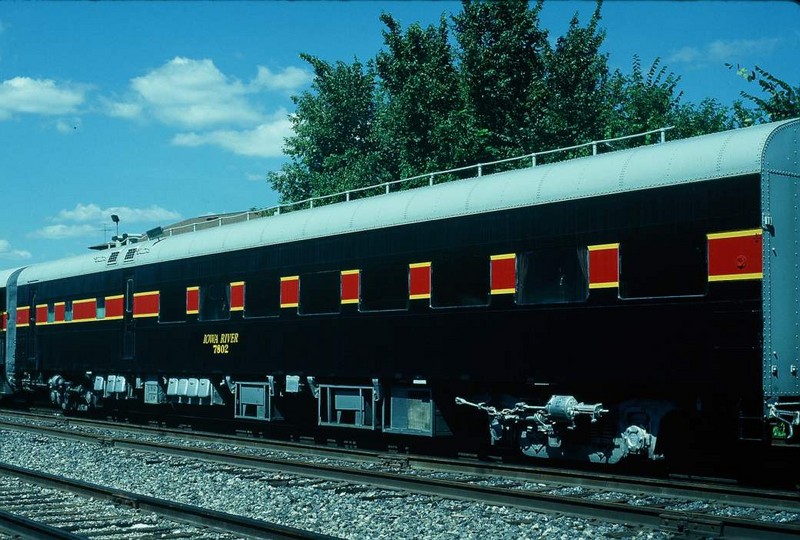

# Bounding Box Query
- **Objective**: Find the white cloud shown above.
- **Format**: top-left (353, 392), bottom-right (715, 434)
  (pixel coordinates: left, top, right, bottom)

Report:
top-left (55, 117), bottom-right (82, 134)
top-left (104, 99), bottom-right (143, 120)
top-left (125, 57), bottom-right (261, 128)
top-left (171, 110), bottom-right (291, 157)
top-left (29, 224), bottom-right (99, 240)
top-left (253, 66), bottom-right (312, 92)
top-left (103, 57), bottom-right (311, 158)
top-left (29, 203), bottom-right (182, 241)
top-left (0, 239), bottom-right (32, 260)
top-left (668, 37), bottom-right (781, 65)
top-left (54, 203), bottom-right (181, 224)
top-left (0, 77), bottom-right (86, 120)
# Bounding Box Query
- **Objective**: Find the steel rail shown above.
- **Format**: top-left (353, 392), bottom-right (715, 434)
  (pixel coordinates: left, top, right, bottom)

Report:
top-left (0, 461), bottom-right (337, 540)
top-left (1, 417), bottom-right (798, 539)
top-left (0, 508), bottom-right (85, 540)
top-left (1, 412), bottom-right (797, 513)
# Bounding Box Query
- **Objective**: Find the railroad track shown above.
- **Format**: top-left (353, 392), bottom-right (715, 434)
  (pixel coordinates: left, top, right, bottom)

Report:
top-left (0, 460), bottom-right (335, 539)
top-left (1, 410), bottom-right (798, 539)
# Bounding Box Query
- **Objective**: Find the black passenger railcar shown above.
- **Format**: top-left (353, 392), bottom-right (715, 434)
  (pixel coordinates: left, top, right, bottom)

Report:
top-left (2, 119), bottom-right (799, 464)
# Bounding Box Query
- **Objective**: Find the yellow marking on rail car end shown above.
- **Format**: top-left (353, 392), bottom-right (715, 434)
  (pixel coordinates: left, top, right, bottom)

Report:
top-left (490, 253), bottom-right (515, 261)
top-left (409, 262), bottom-right (431, 268)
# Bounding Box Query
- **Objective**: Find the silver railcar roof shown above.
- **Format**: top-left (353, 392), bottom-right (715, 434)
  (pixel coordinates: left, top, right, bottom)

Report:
top-left (14, 118), bottom-right (800, 285)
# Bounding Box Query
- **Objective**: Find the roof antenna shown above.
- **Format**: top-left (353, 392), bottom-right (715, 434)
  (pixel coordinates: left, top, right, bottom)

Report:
top-left (111, 214), bottom-right (120, 239)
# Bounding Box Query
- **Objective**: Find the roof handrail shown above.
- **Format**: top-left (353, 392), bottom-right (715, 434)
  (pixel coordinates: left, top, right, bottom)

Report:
top-left (162, 126), bottom-right (674, 238)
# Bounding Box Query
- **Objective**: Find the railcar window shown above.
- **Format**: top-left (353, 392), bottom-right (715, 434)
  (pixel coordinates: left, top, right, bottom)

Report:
top-left (431, 255), bottom-right (490, 308)
top-left (619, 234), bottom-right (707, 298)
top-left (159, 286), bottom-right (186, 323)
top-left (299, 271), bottom-right (341, 315)
top-left (65, 300), bottom-right (73, 322)
top-left (47, 303), bottom-right (55, 323)
top-left (517, 247), bottom-right (589, 305)
top-left (199, 283), bottom-right (230, 321)
top-left (360, 264), bottom-right (409, 312)
top-left (244, 275), bottom-right (280, 318)
top-left (96, 297), bottom-right (106, 320)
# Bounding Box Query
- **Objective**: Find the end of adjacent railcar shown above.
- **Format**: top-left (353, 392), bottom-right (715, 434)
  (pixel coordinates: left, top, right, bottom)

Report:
top-left (760, 119), bottom-right (800, 444)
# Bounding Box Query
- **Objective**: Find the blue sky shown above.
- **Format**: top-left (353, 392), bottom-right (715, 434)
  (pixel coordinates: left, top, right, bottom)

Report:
top-left (1, 1), bottom-right (798, 264)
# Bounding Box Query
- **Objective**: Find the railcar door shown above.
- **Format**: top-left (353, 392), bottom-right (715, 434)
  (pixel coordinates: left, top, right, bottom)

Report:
top-left (26, 288), bottom-right (37, 367)
top-left (0, 289), bottom-right (5, 371)
top-left (123, 273), bottom-right (135, 360)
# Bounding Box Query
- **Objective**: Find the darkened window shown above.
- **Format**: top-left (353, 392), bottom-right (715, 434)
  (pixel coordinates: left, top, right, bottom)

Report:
top-left (299, 271), bottom-right (340, 315)
top-left (360, 264), bottom-right (408, 312)
top-left (199, 283), bottom-right (230, 321)
top-left (159, 286), bottom-right (186, 323)
top-left (244, 275), bottom-right (280, 318)
top-left (517, 247), bottom-right (589, 305)
top-left (65, 300), bottom-right (73, 322)
top-left (96, 297), bottom-right (106, 320)
top-left (619, 234), bottom-right (707, 298)
top-left (431, 255), bottom-right (490, 308)
top-left (47, 303), bottom-right (55, 323)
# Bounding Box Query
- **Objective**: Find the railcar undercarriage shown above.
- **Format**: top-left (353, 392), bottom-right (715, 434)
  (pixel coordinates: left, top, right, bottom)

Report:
top-left (455, 395), bottom-right (671, 464)
top-left (22, 368), bottom-right (701, 464)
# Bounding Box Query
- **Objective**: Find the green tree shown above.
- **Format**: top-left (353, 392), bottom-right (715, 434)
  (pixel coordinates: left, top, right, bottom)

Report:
top-left (267, 54), bottom-right (384, 204)
top-left (540, 2), bottom-right (609, 154)
top-left (729, 64), bottom-right (800, 123)
top-left (374, 13), bottom-right (472, 181)
top-left (604, 56), bottom-right (681, 141)
top-left (604, 56), bottom-right (733, 147)
top-left (453, 0), bottom-right (549, 160)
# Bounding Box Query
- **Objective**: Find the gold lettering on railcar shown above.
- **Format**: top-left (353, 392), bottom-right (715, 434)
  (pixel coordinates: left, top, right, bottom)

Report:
top-left (202, 333), bottom-right (239, 354)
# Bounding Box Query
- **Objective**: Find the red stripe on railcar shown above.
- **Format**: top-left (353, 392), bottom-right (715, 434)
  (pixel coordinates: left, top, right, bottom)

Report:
top-left (490, 254), bottom-right (516, 295)
top-left (707, 229), bottom-right (763, 281)
top-left (1, 312), bottom-right (6, 331)
top-left (588, 244), bottom-right (619, 289)
top-left (36, 305), bottom-right (48, 324)
top-left (54, 302), bottom-right (65, 323)
top-left (133, 291), bottom-right (159, 318)
top-left (230, 282), bottom-right (244, 311)
top-left (409, 262), bottom-right (431, 300)
top-left (73, 299), bottom-right (96, 321)
top-left (280, 276), bottom-right (299, 308)
top-left (341, 270), bottom-right (360, 304)
top-left (106, 295), bottom-right (124, 320)
top-left (186, 287), bottom-right (199, 315)
top-left (16, 306), bottom-right (29, 327)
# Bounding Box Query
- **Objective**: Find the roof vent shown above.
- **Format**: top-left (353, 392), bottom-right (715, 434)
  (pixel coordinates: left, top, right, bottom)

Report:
top-left (123, 248), bottom-right (137, 263)
top-left (107, 251), bottom-right (120, 266)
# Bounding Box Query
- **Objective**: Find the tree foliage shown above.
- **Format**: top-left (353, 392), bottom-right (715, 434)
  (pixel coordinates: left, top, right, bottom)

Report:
top-left (267, 0), bottom-right (797, 205)
top-left (267, 54), bottom-right (383, 203)
top-left (728, 64), bottom-right (800, 124)
top-left (541, 3), bottom-right (608, 152)
top-left (453, 0), bottom-right (548, 160)
top-left (375, 14), bottom-right (472, 180)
